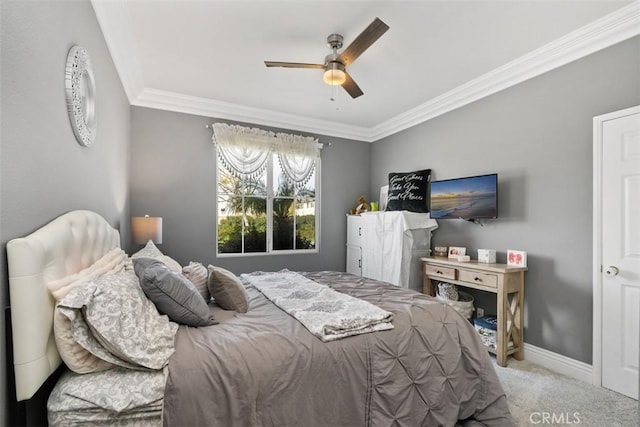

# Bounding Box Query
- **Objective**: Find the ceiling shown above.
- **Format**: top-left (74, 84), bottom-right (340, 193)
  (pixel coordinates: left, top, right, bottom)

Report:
top-left (91, 0), bottom-right (638, 141)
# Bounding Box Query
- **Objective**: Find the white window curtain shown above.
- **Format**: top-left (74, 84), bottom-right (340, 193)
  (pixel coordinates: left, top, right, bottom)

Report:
top-left (212, 123), bottom-right (322, 187)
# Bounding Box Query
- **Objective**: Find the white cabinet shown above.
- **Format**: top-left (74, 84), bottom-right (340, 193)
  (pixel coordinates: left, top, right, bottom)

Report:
top-left (346, 212), bottom-right (438, 291)
top-left (346, 215), bottom-right (363, 276)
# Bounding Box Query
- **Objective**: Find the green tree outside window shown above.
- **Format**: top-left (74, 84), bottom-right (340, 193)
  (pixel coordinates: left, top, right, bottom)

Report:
top-left (217, 158), bottom-right (317, 255)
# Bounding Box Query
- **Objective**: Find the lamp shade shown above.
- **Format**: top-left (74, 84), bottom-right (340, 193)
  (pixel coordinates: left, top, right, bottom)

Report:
top-left (131, 215), bottom-right (163, 244)
top-left (323, 62), bottom-right (346, 86)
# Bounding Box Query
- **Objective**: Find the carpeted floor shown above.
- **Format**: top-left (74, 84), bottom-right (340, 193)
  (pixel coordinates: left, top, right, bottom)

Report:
top-left (493, 359), bottom-right (639, 426)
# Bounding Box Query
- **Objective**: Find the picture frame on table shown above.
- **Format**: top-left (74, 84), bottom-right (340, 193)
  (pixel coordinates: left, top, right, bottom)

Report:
top-left (448, 246), bottom-right (466, 258)
top-left (434, 246), bottom-right (448, 257)
top-left (507, 250), bottom-right (527, 267)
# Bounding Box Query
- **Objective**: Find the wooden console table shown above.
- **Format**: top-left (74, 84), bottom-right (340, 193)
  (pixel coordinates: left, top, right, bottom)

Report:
top-left (421, 256), bottom-right (526, 367)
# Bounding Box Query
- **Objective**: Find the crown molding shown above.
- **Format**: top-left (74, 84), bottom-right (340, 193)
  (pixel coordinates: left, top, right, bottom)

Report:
top-left (370, 1), bottom-right (640, 141)
top-left (134, 88), bottom-right (369, 141)
top-left (92, 0), bottom-right (639, 143)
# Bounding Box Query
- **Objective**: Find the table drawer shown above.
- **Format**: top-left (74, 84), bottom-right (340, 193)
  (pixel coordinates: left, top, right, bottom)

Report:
top-left (425, 264), bottom-right (456, 280)
top-left (458, 269), bottom-right (498, 288)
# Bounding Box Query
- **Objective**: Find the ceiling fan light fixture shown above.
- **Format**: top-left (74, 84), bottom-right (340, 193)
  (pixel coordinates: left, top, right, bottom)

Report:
top-left (323, 62), bottom-right (346, 86)
top-left (265, 18), bottom-right (388, 98)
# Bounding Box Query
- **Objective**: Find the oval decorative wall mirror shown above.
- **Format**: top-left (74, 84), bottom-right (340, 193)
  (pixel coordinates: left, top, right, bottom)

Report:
top-left (65, 45), bottom-right (96, 147)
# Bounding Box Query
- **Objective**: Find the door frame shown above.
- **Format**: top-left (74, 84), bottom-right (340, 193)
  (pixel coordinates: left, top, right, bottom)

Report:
top-left (592, 105), bottom-right (640, 387)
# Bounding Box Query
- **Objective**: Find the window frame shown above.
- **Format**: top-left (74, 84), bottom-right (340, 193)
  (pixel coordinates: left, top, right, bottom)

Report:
top-left (215, 150), bottom-right (321, 258)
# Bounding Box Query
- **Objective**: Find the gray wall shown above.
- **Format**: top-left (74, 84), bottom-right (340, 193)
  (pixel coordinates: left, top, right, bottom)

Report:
top-left (130, 106), bottom-right (370, 274)
top-left (1, 6), bottom-right (636, 424)
top-left (0, 0), bottom-right (131, 423)
top-left (370, 36), bottom-right (640, 363)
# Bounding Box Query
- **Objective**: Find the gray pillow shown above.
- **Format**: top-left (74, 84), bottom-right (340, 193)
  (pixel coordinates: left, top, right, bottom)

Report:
top-left (207, 265), bottom-right (249, 313)
top-left (133, 258), bottom-right (218, 327)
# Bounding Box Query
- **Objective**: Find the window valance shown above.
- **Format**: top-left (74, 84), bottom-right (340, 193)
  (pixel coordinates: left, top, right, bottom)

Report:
top-left (211, 123), bottom-right (322, 188)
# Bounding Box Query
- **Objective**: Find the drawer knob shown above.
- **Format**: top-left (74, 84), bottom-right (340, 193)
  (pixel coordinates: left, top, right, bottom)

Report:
top-left (436, 270), bottom-right (443, 274)
top-left (474, 277), bottom-right (481, 281)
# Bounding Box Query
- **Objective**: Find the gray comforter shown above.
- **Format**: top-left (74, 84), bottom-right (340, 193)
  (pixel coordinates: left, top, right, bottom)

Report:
top-left (163, 271), bottom-right (513, 426)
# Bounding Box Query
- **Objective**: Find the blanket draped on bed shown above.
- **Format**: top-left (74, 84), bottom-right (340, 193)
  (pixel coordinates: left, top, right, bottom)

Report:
top-left (241, 270), bottom-right (393, 341)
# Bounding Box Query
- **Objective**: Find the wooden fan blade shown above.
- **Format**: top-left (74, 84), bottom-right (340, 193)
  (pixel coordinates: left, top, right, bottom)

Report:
top-left (338, 17), bottom-right (389, 66)
top-left (341, 72), bottom-right (364, 98)
top-left (264, 61), bottom-right (324, 69)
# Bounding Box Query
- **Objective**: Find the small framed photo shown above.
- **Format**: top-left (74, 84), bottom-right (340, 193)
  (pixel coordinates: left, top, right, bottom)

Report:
top-left (434, 246), bottom-right (448, 257)
top-left (507, 250), bottom-right (527, 267)
top-left (448, 246), bottom-right (466, 258)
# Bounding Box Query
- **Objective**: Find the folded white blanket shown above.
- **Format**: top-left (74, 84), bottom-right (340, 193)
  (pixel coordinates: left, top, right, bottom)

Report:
top-left (241, 270), bottom-right (393, 342)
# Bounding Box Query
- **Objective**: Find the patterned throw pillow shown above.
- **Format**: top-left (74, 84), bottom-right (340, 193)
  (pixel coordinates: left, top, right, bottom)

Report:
top-left (207, 265), bottom-right (249, 313)
top-left (48, 248), bottom-right (128, 374)
top-left (58, 270), bottom-right (179, 370)
top-left (130, 240), bottom-right (182, 273)
top-left (385, 169), bottom-right (431, 213)
top-left (183, 261), bottom-right (210, 302)
top-left (130, 240), bottom-right (163, 259)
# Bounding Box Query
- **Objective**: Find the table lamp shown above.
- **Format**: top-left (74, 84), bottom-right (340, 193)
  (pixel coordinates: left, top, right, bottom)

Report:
top-left (131, 215), bottom-right (163, 244)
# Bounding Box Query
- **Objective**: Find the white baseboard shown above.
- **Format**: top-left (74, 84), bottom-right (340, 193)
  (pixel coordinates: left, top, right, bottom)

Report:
top-left (524, 343), bottom-right (594, 384)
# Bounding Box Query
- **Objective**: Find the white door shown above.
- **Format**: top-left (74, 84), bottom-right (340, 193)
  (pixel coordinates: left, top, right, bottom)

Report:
top-left (595, 106), bottom-right (640, 399)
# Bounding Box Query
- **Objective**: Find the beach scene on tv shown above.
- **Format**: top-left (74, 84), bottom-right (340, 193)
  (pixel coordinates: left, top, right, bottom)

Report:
top-left (430, 174), bottom-right (497, 219)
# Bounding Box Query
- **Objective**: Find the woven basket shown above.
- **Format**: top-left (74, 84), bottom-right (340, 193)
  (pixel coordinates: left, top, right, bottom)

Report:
top-left (436, 290), bottom-right (474, 320)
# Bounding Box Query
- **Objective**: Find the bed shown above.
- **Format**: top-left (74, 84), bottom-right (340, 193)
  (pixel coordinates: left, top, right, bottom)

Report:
top-left (7, 210), bottom-right (513, 426)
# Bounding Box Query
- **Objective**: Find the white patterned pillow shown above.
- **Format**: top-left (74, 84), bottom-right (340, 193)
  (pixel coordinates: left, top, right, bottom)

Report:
top-left (183, 262), bottom-right (210, 301)
top-left (130, 240), bottom-right (163, 259)
top-left (52, 308), bottom-right (114, 374)
top-left (48, 248), bottom-right (127, 373)
top-left (58, 270), bottom-right (179, 370)
top-left (130, 240), bottom-right (182, 273)
top-left (57, 302), bottom-right (140, 370)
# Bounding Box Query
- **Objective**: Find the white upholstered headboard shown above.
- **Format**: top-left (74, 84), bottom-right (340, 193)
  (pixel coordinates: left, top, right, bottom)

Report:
top-left (6, 210), bottom-right (120, 401)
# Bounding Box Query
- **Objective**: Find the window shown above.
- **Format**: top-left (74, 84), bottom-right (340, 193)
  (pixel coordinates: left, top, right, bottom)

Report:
top-left (213, 123), bottom-right (321, 256)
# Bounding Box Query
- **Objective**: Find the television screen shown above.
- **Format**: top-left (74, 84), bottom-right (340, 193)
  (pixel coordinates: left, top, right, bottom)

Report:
top-left (430, 174), bottom-right (498, 219)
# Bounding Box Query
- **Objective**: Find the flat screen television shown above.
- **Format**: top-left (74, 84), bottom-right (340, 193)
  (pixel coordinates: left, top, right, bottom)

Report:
top-left (430, 173), bottom-right (498, 220)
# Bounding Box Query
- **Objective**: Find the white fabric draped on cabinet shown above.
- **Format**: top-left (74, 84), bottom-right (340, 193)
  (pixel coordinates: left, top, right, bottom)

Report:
top-left (347, 211), bottom-right (438, 291)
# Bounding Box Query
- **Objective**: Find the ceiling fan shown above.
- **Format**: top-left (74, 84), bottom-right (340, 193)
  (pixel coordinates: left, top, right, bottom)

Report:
top-left (264, 18), bottom-right (389, 99)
